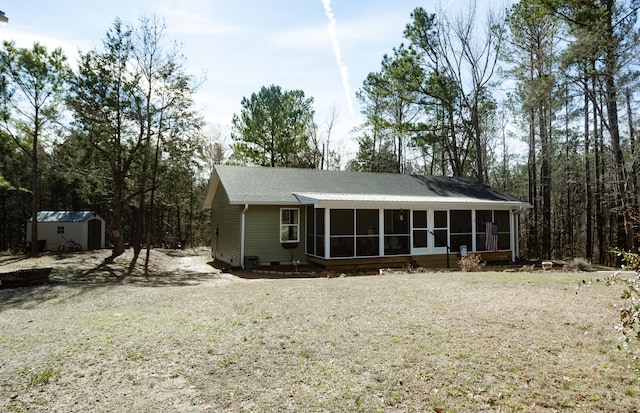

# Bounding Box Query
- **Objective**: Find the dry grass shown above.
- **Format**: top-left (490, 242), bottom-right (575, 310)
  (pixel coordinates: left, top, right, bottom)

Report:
top-left (1, 250), bottom-right (639, 412)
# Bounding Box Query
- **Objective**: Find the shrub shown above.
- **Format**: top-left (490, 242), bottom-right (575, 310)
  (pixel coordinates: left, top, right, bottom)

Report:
top-left (458, 253), bottom-right (483, 272)
top-left (564, 257), bottom-right (592, 272)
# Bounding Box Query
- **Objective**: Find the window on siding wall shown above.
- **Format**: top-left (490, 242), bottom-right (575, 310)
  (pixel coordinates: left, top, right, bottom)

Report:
top-left (280, 208), bottom-right (299, 243)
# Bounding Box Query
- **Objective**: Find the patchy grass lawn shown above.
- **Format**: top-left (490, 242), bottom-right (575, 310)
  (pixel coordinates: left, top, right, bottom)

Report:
top-left (1, 251), bottom-right (639, 412)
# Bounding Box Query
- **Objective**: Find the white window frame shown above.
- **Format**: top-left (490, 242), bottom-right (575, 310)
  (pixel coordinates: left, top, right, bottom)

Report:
top-left (280, 208), bottom-right (300, 243)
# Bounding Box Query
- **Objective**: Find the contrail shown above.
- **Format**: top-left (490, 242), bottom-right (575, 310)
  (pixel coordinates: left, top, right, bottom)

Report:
top-left (442, 0), bottom-right (454, 12)
top-left (321, 0), bottom-right (354, 116)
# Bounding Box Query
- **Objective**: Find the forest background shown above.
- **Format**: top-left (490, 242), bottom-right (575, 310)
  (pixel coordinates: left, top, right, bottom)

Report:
top-left (1, 0), bottom-right (639, 266)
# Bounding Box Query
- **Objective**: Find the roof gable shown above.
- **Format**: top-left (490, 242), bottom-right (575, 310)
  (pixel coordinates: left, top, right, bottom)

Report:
top-left (203, 165), bottom-right (528, 208)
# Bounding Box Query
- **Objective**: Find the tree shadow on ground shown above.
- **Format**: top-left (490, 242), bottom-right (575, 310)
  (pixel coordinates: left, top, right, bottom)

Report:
top-left (0, 256), bottom-right (226, 312)
top-left (0, 254), bottom-right (39, 267)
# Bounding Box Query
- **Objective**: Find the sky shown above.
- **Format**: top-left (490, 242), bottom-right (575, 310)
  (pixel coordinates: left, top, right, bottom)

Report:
top-left (0, 0), bottom-right (508, 160)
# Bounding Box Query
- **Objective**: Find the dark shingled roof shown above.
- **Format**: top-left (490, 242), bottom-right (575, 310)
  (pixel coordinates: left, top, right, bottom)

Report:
top-left (204, 165), bottom-right (526, 207)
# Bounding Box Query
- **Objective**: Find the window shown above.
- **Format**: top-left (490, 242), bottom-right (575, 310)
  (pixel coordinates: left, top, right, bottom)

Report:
top-left (57, 226), bottom-right (65, 234)
top-left (280, 208), bottom-right (299, 243)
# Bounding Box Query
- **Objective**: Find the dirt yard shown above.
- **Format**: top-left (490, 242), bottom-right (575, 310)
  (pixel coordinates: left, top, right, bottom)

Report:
top-left (1, 249), bottom-right (639, 412)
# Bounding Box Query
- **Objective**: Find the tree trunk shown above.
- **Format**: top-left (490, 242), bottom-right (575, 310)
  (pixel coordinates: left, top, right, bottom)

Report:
top-left (108, 179), bottom-right (126, 262)
top-left (30, 110), bottom-right (39, 256)
top-left (540, 103), bottom-right (551, 260)
top-left (131, 139), bottom-right (150, 269)
top-left (144, 131), bottom-right (162, 271)
top-left (472, 98), bottom-right (485, 184)
top-left (602, 2), bottom-right (629, 254)
top-left (596, 92), bottom-right (606, 264)
top-left (176, 204), bottom-right (183, 246)
top-left (584, 78), bottom-right (593, 261)
top-left (626, 88), bottom-right (638, 206)
top-left (527, 107), bottom-right (539, 259)
top-left (564, 83), bottom-right (573, 258)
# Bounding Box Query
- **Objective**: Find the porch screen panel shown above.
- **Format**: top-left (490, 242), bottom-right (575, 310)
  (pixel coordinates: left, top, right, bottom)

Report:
top-left (356, 209), bottom-right (379, 256)
top-left (305, 207), bottom-right (326, 257)
top-left (475, 210), bottom-right (493, 251)
top-left (449, 210), bottom-right (472, 252)
top-left (495, 210), bottom-right (511, 250)
top-left (330, 209), bottom-right (354, 257)
top-left (412, 210), bottom-right (428, 248)
top-left (315, 208), bottom-right (325, 257)
top-left (433, 210), bottom-right (448, 248)
top-left (383, 209), bottom-right (409, 255)
top-left (306, 205), bottom-right (314, 255)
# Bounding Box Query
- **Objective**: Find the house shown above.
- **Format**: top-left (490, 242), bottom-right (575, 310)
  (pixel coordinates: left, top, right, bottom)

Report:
top-left (202, 165), bottom-right (530, 270)
top-left (26, 211), bottom-right (106, 251)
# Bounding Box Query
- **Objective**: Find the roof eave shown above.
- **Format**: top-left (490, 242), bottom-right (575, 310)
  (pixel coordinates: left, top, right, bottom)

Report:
top-left (231, 195), bottom-right (531, 210)
top-left (228, 200), bottom-right (306, 206)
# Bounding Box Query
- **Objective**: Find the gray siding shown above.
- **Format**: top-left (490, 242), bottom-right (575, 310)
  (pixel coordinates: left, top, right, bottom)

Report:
top-left (211, 187), bottom-right (242, 265)
top-left (245, 205), bottom-right (306, 265)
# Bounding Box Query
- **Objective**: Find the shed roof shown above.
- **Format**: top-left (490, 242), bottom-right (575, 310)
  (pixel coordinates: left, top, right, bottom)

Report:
top-left (31, 211), bottom-right (101, 223)
top-left (203, 165), bottom-right (529, 209)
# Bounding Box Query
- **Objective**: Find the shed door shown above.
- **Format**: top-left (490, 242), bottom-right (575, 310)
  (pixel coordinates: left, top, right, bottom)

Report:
top-left (87, 219), bottom-right (102, 250)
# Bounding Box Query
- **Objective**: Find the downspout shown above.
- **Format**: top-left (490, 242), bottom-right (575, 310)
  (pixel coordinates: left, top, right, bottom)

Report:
top-left (240, 204), bottom-right (249, 268)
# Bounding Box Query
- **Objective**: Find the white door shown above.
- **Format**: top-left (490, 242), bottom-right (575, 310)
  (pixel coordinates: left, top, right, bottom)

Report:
top-left (411, 210), bottom-right (429, 255)
top-left (432, 210), bottom-right (449, 254)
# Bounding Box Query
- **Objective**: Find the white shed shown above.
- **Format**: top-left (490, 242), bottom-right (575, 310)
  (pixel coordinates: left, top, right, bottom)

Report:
top-left (26, 211), bottom-right (106, 251)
